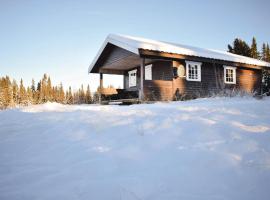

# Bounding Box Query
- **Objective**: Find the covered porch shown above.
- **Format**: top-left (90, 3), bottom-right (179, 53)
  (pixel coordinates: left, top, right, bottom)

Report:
top-left (90, 43), bottom-right (152, 103)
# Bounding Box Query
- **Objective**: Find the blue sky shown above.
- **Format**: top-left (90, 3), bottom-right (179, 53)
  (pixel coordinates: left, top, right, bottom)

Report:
top-left (0, 0), bottom-right (269, 91)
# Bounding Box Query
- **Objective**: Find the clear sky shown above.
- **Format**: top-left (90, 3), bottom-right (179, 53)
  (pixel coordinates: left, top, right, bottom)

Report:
top-left (0, 0), bottom-right (269, 91)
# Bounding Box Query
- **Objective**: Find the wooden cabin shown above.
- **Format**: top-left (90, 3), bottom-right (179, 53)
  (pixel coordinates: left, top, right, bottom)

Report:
top-left (88, 34), bottom-right (270, 102)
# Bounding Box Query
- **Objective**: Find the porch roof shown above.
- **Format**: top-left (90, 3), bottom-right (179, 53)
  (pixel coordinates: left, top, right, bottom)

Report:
top-left (89, 34), bottom-right (270, 73)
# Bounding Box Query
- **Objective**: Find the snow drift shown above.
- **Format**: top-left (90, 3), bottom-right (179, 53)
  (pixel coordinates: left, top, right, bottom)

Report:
top-left (0, 97), bottom-right (270, 200)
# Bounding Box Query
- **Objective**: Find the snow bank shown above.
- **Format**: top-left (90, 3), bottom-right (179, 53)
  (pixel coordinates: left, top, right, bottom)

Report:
top-left (0, 97), bottom-right (270, 200)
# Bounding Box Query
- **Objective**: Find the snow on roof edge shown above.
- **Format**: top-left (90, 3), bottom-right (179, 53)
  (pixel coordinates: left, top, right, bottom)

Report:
top-left (89, 34), bottom-right (270, 73)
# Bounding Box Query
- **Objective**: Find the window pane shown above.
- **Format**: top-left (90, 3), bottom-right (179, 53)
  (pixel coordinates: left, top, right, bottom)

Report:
top-left (225, 68), bottom-right (235, 83)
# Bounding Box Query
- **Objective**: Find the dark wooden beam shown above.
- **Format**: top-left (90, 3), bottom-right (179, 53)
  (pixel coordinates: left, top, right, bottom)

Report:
top-left (139, 58), bottom-right (145, 101)
top-left (99, 68), bottom-right (125, 75)
top-left (99, 73), bottom-right (103, 103)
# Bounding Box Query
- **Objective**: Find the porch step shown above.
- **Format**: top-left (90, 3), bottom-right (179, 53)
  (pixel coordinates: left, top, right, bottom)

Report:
top-left (101, 98), bottom-right (141, 105)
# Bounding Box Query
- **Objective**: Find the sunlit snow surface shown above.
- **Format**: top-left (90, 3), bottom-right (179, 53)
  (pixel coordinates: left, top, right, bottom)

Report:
top-left (0, 97), bottom-right (270, 200)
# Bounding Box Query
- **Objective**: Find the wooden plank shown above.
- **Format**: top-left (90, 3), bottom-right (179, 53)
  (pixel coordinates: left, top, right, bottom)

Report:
top-left (139, 58), bottom-right (145, 100)
top-left (99, 73), bottom-right (103, 103)
top-left (99, 68), bottom-right (125, 75)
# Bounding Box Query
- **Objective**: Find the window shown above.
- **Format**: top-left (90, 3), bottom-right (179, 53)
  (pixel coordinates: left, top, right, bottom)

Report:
top-left (145, 64), bottom-right (152, 80)
top-left (224, 66), bottom-right (236, 84)
top-left (186, 61), bottom-right (202, 81)
top-left (128, 69), bottom-right (137, 87)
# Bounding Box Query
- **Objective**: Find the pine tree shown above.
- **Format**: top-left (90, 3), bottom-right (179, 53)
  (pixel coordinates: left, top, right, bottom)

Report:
top-left (66, 86), bottom-right (73, 104)
top-left (266, 43), bottom-right (270, 62)
top-left (85, 84), bottom-right (92, 104)
top-left (261, 43), bottom-right (267, 61)
top-left (31, 79), bottom-right (36, 103)
top-left (0, 76), bottom-right (13, 108)
top-left (228, 38), bottom-right (251, 57)
top-left (19, 78), bottom-right (27, 105)
top-left (79, 84), bottom-right (85, 104)
top-left (40, 74), bottom-right (48, 103)
top-left (250, 37), bottom-right (259, 59)
top-left (58, 83), bottom-right (65, 103)
top-left (52, 86), bottom-right (57, 102)
top-left (27, 86), bottom-right (33, 104)
top-left (12, 80), bottom-right (18, 104)
top-left (261, 43), bottom-right (270, 94)
top-left (73, 90), bottom-right (79, 104)
top-left (47, 76), bottom-right (52, 101)
top-left (36, 81), bottom-right (41, 104)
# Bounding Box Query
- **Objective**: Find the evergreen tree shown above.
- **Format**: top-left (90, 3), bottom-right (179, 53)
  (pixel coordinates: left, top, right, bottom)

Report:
top-left (27, 86), bottom-right (33, 104)
top-left (0, 76), bottom-right (13, 108)
top-left (36, 81), bottom-right (41, 104)
top-left (262, 69), bottom-right (270, 94)
top-left (85, 84), bottom-right (92, 104)
top-left (261, 43), bottom-right (267, 61)
top-left (40, 74), bottom-right (48, 103)
top-left (12, 80), bottom-right (19, 104)
top-left (250, 37), bottom-right (259, 59)
top-left (266, 43), bottom-right (270, 62)
top-left (58, 83), bottom-right (65, 103)
top-left (79, 84), bottom-right (85, 104)
top-left (19, 78), bottom-right (27, 105)
top-left (52, 86), bottom-right (57, 102)
top-left (31, 79), bottom-right (36, 103)
top-left (47, 76), bottom-right (52, 101)
top-left (73, 90), bottom-right (79, 104)
top-left (228, 38), bottom-right (251, 56)
top-left (66, 86), bottom-right (73, 104)
top-left (92, 91), bottom-right (100, 103)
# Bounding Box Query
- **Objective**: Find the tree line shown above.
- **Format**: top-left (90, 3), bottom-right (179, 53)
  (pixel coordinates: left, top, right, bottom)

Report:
top-left (0, 74), bottom-right (98, 109)
top-left (227, 37), bottom-right (270, 94)
top-left (228, 37), bottom-right (270, 61)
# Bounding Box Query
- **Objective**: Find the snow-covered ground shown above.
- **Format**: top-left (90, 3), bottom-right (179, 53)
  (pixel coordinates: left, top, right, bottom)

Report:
top-left (0, 97), bottom-right (270, 200)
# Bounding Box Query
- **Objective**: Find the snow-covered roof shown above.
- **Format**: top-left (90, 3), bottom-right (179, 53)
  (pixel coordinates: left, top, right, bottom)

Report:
top-left (89, 34), bottom-right (270, 72)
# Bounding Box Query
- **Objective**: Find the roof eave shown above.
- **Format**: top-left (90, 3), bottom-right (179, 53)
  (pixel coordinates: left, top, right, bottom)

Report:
top-left (88, 34), bottom-right (139, 73)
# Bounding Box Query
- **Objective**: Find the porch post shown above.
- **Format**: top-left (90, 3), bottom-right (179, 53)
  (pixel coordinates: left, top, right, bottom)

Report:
top-left (99, 73), bottom-right (103, 103)
top-left (139, 58), bottom-right (145, 101)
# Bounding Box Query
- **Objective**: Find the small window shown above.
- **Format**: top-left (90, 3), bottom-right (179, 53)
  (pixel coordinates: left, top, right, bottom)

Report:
top-left (186, 61), bottom-right (201, 81)
top-left (145, 64), bottom-right (152, 80)
top-left (128, 69), bottom-right (137, 87)
top-left (224, 66), bottom-right (236, 84)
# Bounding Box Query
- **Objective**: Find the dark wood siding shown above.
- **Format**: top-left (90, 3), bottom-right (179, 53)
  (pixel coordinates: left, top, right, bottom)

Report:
top-left (143, 60), bottom-right (262, 101)
top-left (144, 61), bottom-right (173, 101)
top-left (122, 59), bottom-right (262, 101)
top-left (102, 44), bottom-right (134, 66)
top-left (172, 61), bottom-right (262, 99)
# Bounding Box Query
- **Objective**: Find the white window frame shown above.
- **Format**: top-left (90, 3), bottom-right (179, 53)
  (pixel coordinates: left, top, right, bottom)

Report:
top-left (145, 64), bottom-right (152, 80)
top-left (224, 66), bottom-right (236, 84)
top-left (185, 61), bottom-right (202, 81)
top-left (128, 69), bottom-right (137, 87)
